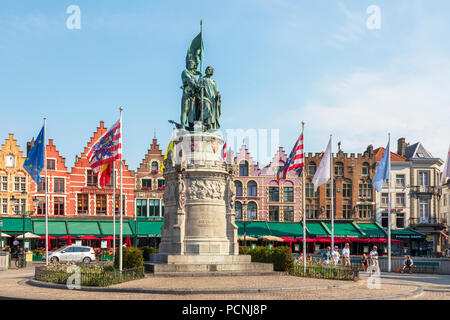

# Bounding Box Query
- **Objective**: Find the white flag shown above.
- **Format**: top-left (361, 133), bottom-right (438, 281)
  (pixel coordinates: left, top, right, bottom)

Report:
top-left (312, 138), bottom-right (332, 192)
top-left (441, 146), bottom-right (450, 186)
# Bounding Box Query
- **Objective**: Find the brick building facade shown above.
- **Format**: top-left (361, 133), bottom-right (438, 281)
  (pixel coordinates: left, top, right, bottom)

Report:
top-left (304, 145), bottom-right (377, 222)
top-left (29, 139), bottom-right (70, 217)
top-left (68, 121), bottom-right (135, 217)
top-left (134, 138), bottom-right (165, 218)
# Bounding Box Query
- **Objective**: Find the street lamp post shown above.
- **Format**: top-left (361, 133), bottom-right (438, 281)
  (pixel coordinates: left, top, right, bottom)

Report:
top-left (11, 193), bottom-right (26, 267)
top-left (243, 201), bottom-right (247, 247)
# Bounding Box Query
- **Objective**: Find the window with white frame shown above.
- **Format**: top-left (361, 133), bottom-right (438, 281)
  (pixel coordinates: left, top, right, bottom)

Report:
top-left (396, 193), bottom-right (405, 207)
top-left (419, 197), bottom-right (430, 222)
top-left (0, 175), bottom-right (7, 191)
top-left (381, 193), bottom-right (389, 206)
top-left (418, 171), bottom-right (429, 186)
top-left (396, 174), bottom-right (405, 187)
top-left (1, 198), bottom-right (8, 214)
top-left (14, 177), bottom-right (26, 192)
top-left (359, 183), bottom-right (372, 199)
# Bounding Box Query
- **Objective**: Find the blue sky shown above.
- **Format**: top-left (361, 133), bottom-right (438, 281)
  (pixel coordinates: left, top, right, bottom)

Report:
top-left (1, 0), bottom-right (449, 170)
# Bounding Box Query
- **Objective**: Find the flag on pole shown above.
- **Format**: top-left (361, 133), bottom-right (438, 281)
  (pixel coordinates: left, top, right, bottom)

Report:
top-left (186, 31), bottom-right (204, 66)
top-left (160, 134), bottom-right (174, 173)
top-left (221, 141), bottom-right (227, 160)
top-left (372, 141), bottom-right (390, 192)
top-left (23, 126), bottom-right (45, 184)
top-left (440, 146), bottom-right (450, 186)
top-left (312, 138), bottom-right (332, 192)
top-left (277, 133), bottom-right (304, 183)
top-left (86, 120), bottom-right (121, 188)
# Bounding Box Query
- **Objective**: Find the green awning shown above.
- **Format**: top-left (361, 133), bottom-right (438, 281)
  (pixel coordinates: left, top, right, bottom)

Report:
top-left (33, 220), bottom-right (68, 237)
top-left (98, 221), bottom-right (134, 236)
top-left (0, 218), bottom-right (32, 234)
top-left (67, 221), bottom-right (102, 237)
top-left (235, 221), bottom-right (271, 238)
top-left (392, 229), bottom-right (426, 240)
top-left (324, 223), bottom-right (362, 237)
top-left (136, 221), bottom-right (163, 237)
top-left (266, 222), bottom-right (304, 238)
top-left (355, 223), bottom-right (386, 238)
top-left (306, 223), bottom-right (329, 237)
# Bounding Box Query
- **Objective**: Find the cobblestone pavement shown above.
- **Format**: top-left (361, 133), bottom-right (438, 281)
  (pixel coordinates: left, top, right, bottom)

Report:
top-left (0, 264), bottom-right (448, 300)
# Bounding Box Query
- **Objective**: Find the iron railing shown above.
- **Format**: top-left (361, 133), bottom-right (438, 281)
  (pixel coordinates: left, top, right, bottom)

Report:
top-left (410, 185), bottom-right (441, 195)
top-left (410, 217), bottom-right (444, 226)
top-left (292, 264), bottom-right (359, 280)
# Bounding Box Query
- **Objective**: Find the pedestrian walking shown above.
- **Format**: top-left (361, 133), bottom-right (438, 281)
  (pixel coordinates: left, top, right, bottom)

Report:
top-left (360, 254), bottom-right (368, 272)
top-left (342, 243), bottom-right (351, 267)
top-left (322, 246), bottom-right (331, 266)
top-left (306, 253), bottom-right (312, 264)
top-left (369, 245), bottom-right (380, 273)
top-left (331, 246), bottom-right (340, 266)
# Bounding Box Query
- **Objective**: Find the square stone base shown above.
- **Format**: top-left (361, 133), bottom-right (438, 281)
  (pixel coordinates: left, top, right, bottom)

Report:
top-left (145, 254), bottom-right (274, 275)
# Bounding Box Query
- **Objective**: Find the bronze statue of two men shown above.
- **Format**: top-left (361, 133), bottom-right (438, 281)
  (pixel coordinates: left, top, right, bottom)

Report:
top-left (180, 59), bottom-right (221, 131)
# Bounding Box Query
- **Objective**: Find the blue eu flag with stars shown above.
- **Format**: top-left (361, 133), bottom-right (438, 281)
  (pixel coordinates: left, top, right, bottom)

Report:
top-left (23, 126), bottom-right (45, 184)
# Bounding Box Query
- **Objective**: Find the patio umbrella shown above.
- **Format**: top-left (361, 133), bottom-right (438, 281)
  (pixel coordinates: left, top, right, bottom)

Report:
top-left (125, 236), bottom-right (132, 247)
top-left (238, 236), bottom-right (258, 241)
top-left (1, 232), bottom-right (11, 238)
top-left (77, 235), bottom-right (100, 240)
top-left (38, 235), bottom-right (57, 240)
top-left (258, 235), bottom-right (284, 242)
top-left (58, 235), bottom-right (75, 245)
top-left (16, 232), bottom-right (40, 239)
top-left (101, 236), bottom-right (119, 248)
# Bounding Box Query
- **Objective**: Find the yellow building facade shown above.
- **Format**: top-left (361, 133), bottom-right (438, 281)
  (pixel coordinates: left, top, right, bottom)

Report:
top-left (0, 134), bottom-right (33, 218)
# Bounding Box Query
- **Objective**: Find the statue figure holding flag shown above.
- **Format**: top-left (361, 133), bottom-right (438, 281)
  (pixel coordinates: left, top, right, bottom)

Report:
top-left (178, 22), bottom-right (222, 131)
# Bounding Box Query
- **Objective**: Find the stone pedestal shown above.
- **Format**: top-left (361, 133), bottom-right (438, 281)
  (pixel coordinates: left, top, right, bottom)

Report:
top-left (147, 130), bottom-right (273, 275)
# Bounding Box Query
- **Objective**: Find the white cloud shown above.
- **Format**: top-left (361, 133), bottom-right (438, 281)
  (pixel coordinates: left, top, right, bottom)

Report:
top-left (329, 1), bottom-right (366, 46)
top-left (278, 51), bottom-right (450, 163)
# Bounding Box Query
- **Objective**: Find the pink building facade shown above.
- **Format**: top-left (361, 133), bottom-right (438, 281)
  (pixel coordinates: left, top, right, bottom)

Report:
top-left (233, 144), bottom-right (303, 222)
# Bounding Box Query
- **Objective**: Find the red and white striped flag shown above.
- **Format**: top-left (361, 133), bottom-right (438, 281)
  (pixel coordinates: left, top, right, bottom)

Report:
top-left (277, 133), bottom-right (304, 183)
top-left (86, 119), bottom-right (121, 187)
top-left (221, 141), bottom-right (227, 160)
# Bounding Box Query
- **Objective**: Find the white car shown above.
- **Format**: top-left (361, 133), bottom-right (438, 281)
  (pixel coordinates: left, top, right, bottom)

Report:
top-left (45, 246), bottom-right (96, 264)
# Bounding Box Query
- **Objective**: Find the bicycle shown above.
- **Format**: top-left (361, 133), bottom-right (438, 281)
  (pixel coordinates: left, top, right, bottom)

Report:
top-left (14, 253), bottom-right (25, 268)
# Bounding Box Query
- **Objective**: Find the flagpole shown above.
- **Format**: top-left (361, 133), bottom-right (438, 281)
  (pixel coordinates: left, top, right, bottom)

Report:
top-left (387, 133), bottom-right (391, 272)
top-left (119, 107), bottom-right (123, 272)
top-left (199, 19), bottom-right (204, 127)
top-left (44, 118), bottom-right (48, 266)
top-left (302, 122), bottom-right (306, 273)
top-left (330, 134), bottom-right (334, 250)
top-left (112, 161), bottom-right (116, 260)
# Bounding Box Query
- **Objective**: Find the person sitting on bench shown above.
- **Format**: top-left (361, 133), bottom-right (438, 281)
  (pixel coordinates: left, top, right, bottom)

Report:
top-left (401, 255), bottom-right (414, 273)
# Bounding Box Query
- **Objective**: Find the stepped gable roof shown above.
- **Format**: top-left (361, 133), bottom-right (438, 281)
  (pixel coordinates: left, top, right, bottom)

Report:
top-left (72, 121), bottom-right (132, 172)
top-left (234, 143), bottom-right (261, 175)
top-left (137, 138), bottom-right (163, 172)
top-left (261, 147), bottom-right (288, 176)
top-left (47, 139), bottom-right (68, 171)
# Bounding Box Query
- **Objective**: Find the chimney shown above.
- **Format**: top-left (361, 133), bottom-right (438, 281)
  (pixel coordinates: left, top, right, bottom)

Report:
top-left (397, 138), bottom-right (406, 156)
top-left (27, 138), bottom-right (35, 156)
